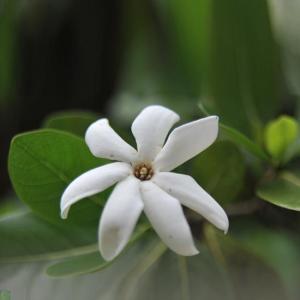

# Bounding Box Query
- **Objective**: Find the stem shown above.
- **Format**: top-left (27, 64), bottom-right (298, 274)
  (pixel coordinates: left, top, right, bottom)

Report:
top-left (177, 257), bottom-right (190, 300)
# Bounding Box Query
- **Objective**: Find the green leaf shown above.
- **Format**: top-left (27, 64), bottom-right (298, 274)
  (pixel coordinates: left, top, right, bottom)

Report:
top-left (269, 1), bottom-right (300, 97)
top-left (8, 129), bottom-right (107, 226)
top-left (154, 0), bottom-right (210, 94)
top-left (0, 235), bottom-right (165, 300)
top-left (228, 219), bottom-right (300, 299)
top-left (198, 102), bottom-right (270, 162)
top-left (220, 123), bottom-right (270, 162)
top-left (264, 115), bottom-right (299, 162)
top-left (0, 197), bottom-right (24, 218)
top-left (205, 0), bottom-right (280, 137)
top-left (191, 141), bottom-right (246, 204)
top-left (121, 233), bottom-right (286, 300)
top-left (0, 211), bottom-right (97, 262)
top-left (2, 230), bottom-right (289, 299)
top-left (46, 224), bottom-right (150, 277)
top-left (0, 290), bottom-right (11, 300)
top-left (257, 171), bottom-right (300, 211)
top-left (46, 251), bottom-right (108, 277)
top-left (283, 137), bottom-right (300, 164)
top-left (204, 224), bottom-right (289, 300)
top-left (43, 111), bottom-right (98, 137)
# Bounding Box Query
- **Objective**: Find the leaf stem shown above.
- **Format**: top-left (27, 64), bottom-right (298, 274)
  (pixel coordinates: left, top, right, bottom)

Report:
top-left (177, 257), bottom-right (190, 300)
top-left (203, 224), bottom-right (226, 266)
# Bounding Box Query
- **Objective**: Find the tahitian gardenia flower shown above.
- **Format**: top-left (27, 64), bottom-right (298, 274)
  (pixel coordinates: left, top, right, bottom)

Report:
top-left (60, 105), bottom-right (229, 261)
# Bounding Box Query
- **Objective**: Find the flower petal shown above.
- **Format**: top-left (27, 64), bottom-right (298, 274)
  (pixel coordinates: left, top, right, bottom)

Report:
top-left (140, 181), bottom-right (199, 256)
top-left (85, 119), bottom-right (138, 163)
top-left (60, 162), bottom-right (132, 218)
top-left (98, 176), bottom-right (143, 261)
top-left (131, 105), bottom-right (180, 161)
top-left (154, 116), bottom-right (219, 171)
top-left (153, 172), bottom-right (229, 232)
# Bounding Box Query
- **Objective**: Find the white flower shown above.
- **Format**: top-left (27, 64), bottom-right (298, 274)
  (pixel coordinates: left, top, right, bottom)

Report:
top-left (60, 105), bottom-right (229, 261)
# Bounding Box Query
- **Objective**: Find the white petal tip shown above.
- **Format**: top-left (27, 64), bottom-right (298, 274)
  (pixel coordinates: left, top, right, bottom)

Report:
top-left (85, 119), bottom-right (108, 142)
top-left (141, 105), bottom-right (179, 116)
top-left (221, 220), bottom-right (229, 234)
top-left (98, 229), bottom-right (127, 262)
top-left (208, 217), bottom-right (229, 234)
top-left (176, 246), bottom-right (199, 256)
top-left (216, 211), bottom-right (229, 233)
top-left (223, 224), bottom-right (229, 235)
top-left (205, 115), bottom-right (219, 122)
top-left (190, 249), bottom-right (200, 256)
top-left (60, 206), bottom-right (69, 219)
top-left (99, 245), bottom-right (120, 262)
top-left (61, 214), bottom-right (68, 220)
top-left (100, 252), bottom-right (115, 262)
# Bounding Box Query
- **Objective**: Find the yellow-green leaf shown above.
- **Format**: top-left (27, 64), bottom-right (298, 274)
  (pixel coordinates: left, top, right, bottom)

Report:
top-left (264, 115), bottom-right (298, 162)
top-left (257, 171), bottom-right (300, 211)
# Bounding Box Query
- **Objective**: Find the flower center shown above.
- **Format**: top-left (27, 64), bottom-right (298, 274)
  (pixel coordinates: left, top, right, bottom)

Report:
top-left (133, 163), bottom-right (154, 181)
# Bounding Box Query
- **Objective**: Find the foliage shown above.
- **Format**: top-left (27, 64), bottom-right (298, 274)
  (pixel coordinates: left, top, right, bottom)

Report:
top-left (8, 129), bottom-right (107, 226)
top-left (0, 290), bottom-right (11, 300)
top-left (2, 107), bottom-right (300, 299)
top-left (257, 171), bottom-right (300, 211)
top-left (43, 111), bottom-right (98, 138)
top-left (264, 115), bottom-right (299, 164)
top-left (1, 0), bottom-right (300, 299)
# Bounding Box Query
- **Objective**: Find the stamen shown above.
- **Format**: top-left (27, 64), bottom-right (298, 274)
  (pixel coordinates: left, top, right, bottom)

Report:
top-left (133, 163), bottom-right (154, 181)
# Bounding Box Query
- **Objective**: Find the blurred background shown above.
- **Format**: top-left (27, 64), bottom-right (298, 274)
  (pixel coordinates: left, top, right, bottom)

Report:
top-left (0, 0), bottom-right (299, 196)
top-left (2, 1), bottom-right (300, 299)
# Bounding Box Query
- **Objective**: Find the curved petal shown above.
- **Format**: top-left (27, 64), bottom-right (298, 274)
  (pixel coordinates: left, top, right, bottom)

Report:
top-left (99, 176), bottom-right (143, 261)
top-left (85, 119), bottom-right (138, 163)
top-left (131, 105), bottom-right (180, 161)
top-left (154, 116), bottom-right (219, 172)
top-left (140, 181), bottom-right (198, 256)
top-left (153, 172), bottom-right (229, 232)
top-left (60, 162), bottom-right (132, 218)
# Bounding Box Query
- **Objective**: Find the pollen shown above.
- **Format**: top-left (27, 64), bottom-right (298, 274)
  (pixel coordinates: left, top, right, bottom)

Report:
top-left (134, 163), bottom-right (154, 181)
